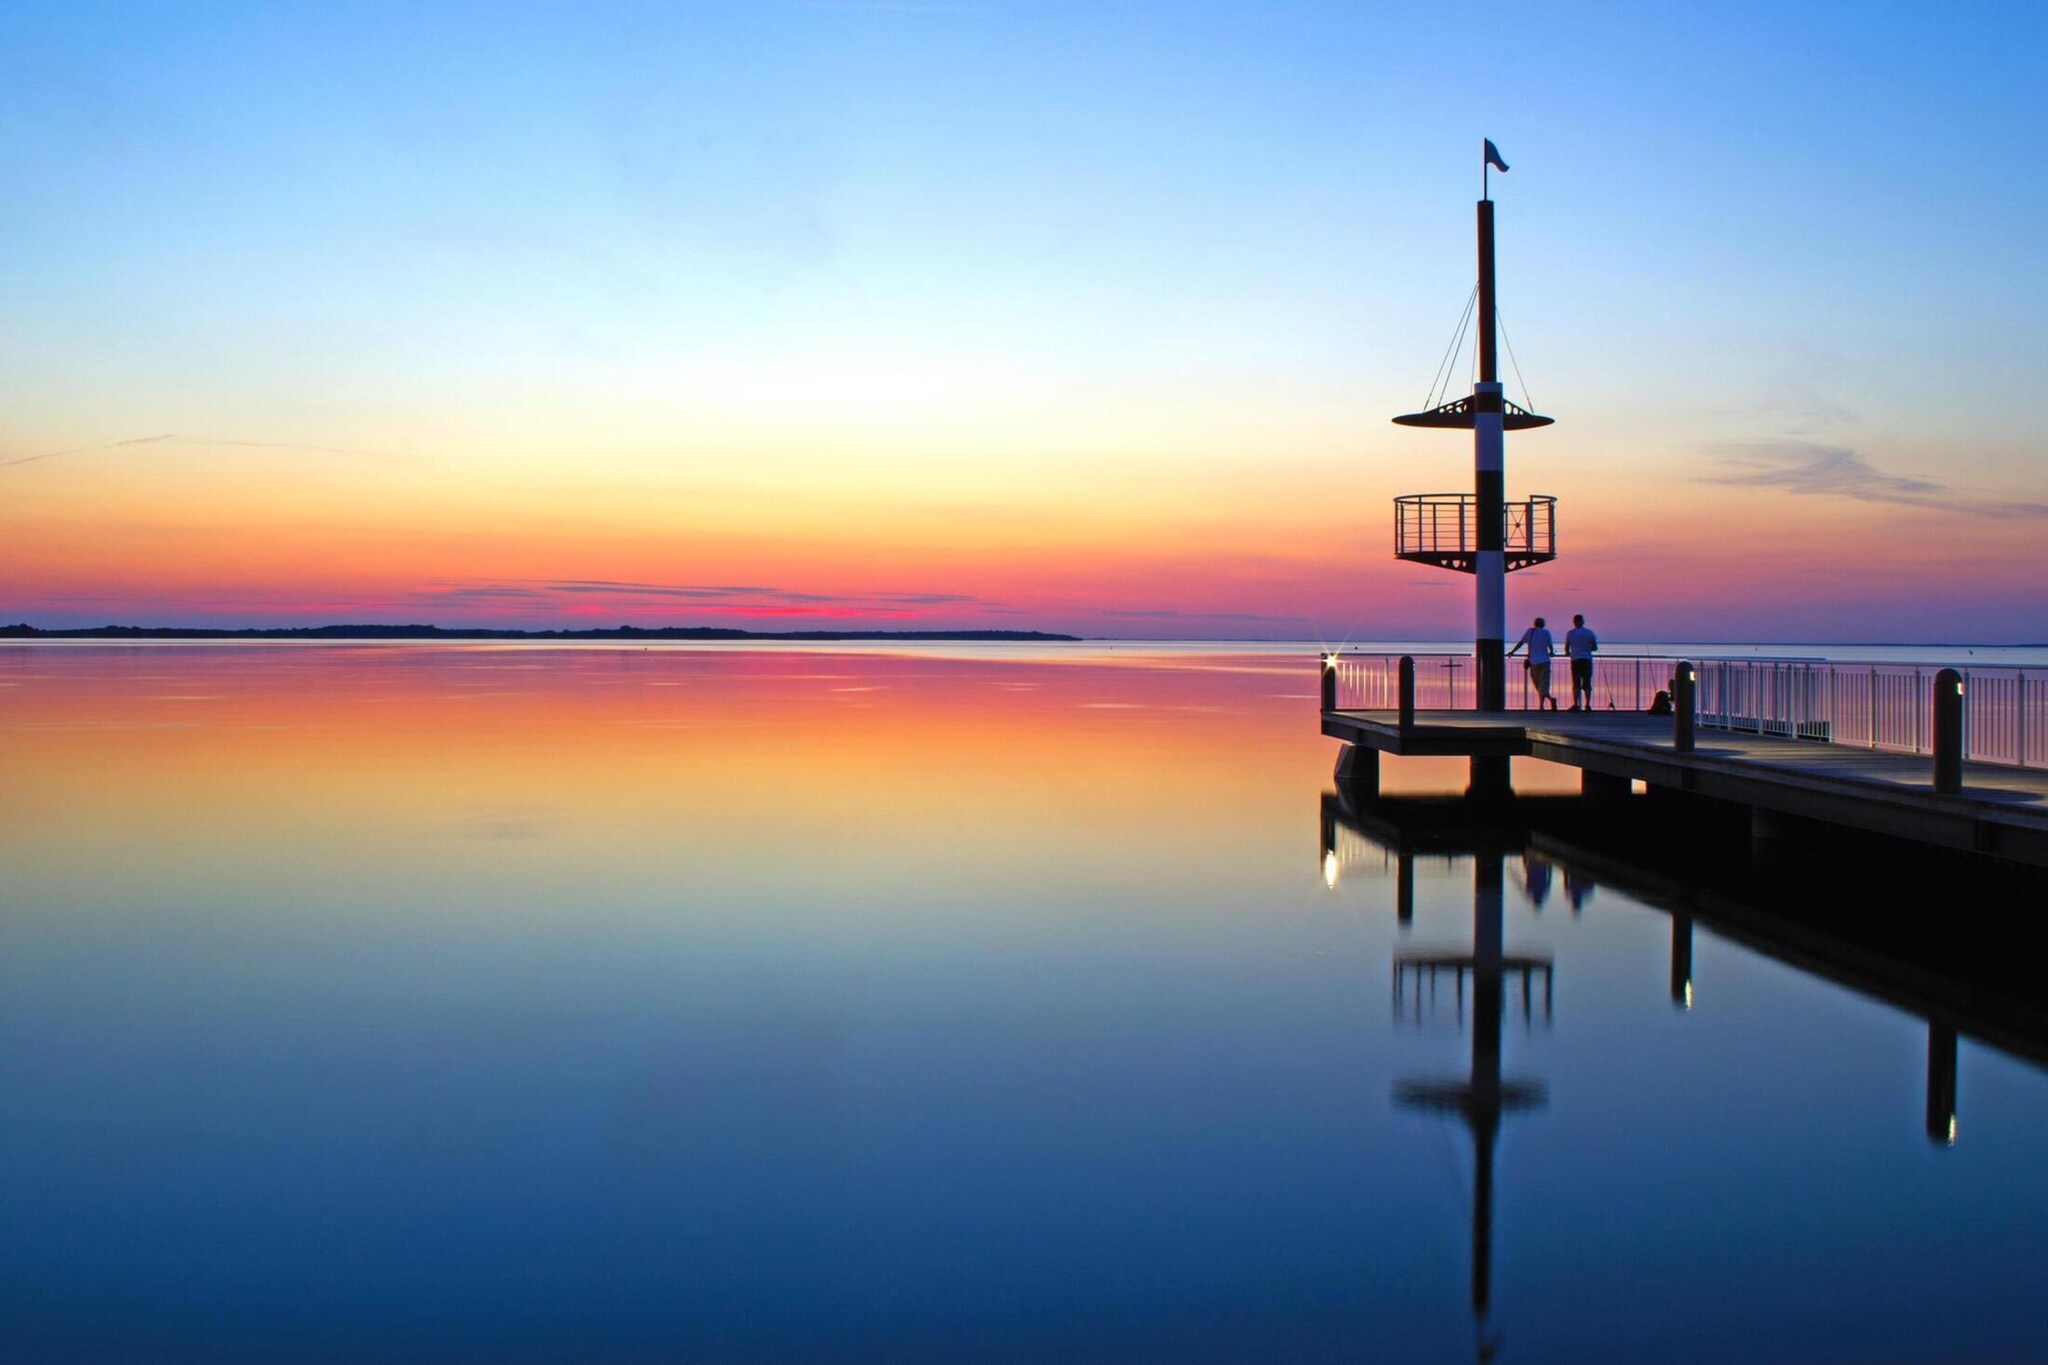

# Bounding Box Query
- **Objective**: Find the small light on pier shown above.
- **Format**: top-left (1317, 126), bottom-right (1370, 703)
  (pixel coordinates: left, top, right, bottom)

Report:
top-left (1682, 981), bottom-right (1693, 1011)
top-left (1322, 653), bottom-right (1338, 672)
top-left (1322, 849), bottom-right (1340, 889)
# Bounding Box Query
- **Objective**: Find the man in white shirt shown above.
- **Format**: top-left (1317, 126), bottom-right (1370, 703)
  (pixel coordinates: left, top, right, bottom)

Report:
top-left (1506, 616), bottom-right (1557, 710)
top-left (1564, 614), bottom-right (1599, 711)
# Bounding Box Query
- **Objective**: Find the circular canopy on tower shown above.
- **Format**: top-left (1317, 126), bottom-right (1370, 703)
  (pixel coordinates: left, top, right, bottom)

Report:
top-left (1392, 395), bottom-right (1554, 430)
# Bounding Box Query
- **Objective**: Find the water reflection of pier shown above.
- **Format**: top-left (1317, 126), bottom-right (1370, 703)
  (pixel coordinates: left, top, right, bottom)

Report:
top-left (1393, 950), bottom-right (1553, 1029)
top-left (1319, 781), bottom-right (2048, 1358)
top-left (1321, 788), bottom-right (2048, 1149)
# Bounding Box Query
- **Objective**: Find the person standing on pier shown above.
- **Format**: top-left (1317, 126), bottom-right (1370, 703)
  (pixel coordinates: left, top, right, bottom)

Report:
top-left (1565, 614), bottom-right (1599, 711)
top-left (1507, 616), bottom-right (1558, 710)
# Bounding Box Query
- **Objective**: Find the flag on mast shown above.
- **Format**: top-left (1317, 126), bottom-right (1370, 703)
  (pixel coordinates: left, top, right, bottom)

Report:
top-left (1484, 139), bottom-right (1509, 173)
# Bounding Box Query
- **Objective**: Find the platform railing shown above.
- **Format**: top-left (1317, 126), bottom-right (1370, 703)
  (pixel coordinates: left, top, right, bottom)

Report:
top-left (1325, 651), bottom-right (1685, 714)
top-left (1697, 659), bottom-right (2048, 769)
top-left (1322, 652), bottom-right (2048, 772)
top-left (1394, 493), bottom-right (1556, 562)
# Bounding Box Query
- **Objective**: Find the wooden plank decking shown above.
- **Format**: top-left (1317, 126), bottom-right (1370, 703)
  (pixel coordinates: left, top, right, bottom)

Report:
top-left (1323, 707), bottom-right (2048, 865)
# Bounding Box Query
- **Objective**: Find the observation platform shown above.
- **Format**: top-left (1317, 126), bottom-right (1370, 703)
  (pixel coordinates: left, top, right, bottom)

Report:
top-left (1395, 493), bottom-right (1555, 573)
top-left (1321, 706), bottom-right (2048, 868)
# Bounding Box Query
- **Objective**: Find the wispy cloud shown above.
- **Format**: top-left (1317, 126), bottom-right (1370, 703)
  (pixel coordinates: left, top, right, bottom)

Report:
top-left (207, 437), bottom-right (403, 459)
top-left (412, 578), bottom-right (989, 615)
top-left (3, 433), bottom-right (175, 468)
top-left (533, 579), bottom-right (973, 606)
top-left (1704, 441), bottom-right (2048, 519)
top-left (426, 586), bottom-right (550, 601)
top-left (3, 433), bottom-right (403, 469)
top-left (545, 580), bottom-right (814, 601)
top-left (446, 804), bottom-right (565, 841)
top-left (1714, 384), bottom-right (1858, 439)
top-left (1101, 607), bottom-right (1294, 621)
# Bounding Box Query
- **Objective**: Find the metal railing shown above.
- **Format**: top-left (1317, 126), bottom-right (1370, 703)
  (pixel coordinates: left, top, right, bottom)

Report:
top-left (1322, 652), bottom-right (2048, 772)
top-left (1696, 659), bottom-right (2048, 768)
top-left (1394, 494), bottom-right (1556, 563)
top-left (1326, 651), bottom-right (1685, 714)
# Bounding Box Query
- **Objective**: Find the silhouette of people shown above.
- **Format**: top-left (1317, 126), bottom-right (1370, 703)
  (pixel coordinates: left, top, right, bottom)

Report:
top-left (1506, 616), bottom-right (1557, 710)
top-left (1564, 614), bottom-right (1599, 711)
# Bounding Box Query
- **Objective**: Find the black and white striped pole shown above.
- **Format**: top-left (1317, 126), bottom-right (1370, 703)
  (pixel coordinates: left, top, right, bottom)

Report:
top-left (1474, 194), bottom-right (1506, 713)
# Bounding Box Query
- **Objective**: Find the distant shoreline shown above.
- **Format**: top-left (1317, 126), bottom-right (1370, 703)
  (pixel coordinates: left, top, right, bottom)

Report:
top-left (3, 625), bottom-right (2043, 650)
top-left (0, 623), bottom-right (1079, 643)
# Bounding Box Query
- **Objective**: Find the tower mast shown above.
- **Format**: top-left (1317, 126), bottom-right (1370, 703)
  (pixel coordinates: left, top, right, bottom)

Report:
top-left (1474, 195), bottom-right (1506, 713)
top-left (1392, 141), bottom-right (1555, 775)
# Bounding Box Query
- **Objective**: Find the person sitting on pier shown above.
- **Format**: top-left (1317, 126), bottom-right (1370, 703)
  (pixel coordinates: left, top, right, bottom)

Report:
top-left (1565, 614), bottom-right (1598, 711)
top-left (1507, 616), bottom-right (1558, 710)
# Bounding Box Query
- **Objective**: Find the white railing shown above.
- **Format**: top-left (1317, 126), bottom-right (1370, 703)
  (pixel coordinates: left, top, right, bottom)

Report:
top-left (1323, 652), bottom-right (2048, 772)
top-left (1326, 651), bottom-right (1687, 714)
top-left (1697, 659), bottom-right (2048, 768)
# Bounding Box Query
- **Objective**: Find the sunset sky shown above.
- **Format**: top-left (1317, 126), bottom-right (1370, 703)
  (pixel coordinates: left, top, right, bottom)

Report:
top-left (3, 0), bottom-right (2042, 640)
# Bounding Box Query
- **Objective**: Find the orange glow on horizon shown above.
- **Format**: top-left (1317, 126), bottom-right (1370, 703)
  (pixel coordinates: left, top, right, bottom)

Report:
top-left (6, 424), bottom-right (2046, 639)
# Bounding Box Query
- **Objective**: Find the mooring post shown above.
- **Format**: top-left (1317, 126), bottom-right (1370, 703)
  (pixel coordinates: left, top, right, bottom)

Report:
top-left (1398, 655), bottom-right (1416, 729)
top-left (1321, 653), bottom-right (1338, 713)
top-left (1933, 668), bottom-right (1963, 795)
top-left (1673, 661), bottom-right (1697, 753)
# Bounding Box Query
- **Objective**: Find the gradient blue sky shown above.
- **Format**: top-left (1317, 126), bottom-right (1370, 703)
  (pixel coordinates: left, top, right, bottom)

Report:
top-left (3, 1), bottom-right (2043, 638)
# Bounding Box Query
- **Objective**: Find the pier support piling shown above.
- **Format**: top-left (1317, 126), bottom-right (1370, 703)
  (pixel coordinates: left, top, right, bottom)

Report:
top-left (1468, 755), bottom-right (1512, 801)
top-left (1580, 769), bottom-right (1630, 802)
top-left (1749, 807), bottom-right (1806, 865)
top-left (1335, 744), bottom-right (1380, 798)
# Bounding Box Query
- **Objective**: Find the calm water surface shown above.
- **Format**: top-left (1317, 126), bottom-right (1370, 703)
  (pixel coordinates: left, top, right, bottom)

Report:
top-left (3, 644), bottom-right (2044, 1362)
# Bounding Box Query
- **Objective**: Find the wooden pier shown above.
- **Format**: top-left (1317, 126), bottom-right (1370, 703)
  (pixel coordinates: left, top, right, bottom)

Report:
top-left (1323, 706), bottom-right (2048, 867)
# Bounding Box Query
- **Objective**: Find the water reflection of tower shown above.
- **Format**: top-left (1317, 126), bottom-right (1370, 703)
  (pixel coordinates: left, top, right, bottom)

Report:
top-left (1391, 849), bottom-right (1551, 1360)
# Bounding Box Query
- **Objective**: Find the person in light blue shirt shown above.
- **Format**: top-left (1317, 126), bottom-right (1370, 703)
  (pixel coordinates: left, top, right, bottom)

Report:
top-left (1564, 614), bottom-right (1599, 711)
top-left (1507, 616), bottom-right (1558, 710)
